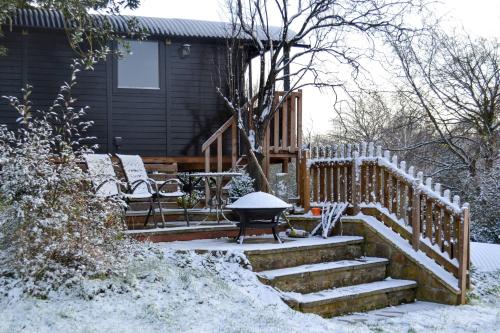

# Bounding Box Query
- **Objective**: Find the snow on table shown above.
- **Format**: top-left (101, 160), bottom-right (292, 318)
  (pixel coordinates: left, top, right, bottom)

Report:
top-left (471, 242), bottom-right (500, 272)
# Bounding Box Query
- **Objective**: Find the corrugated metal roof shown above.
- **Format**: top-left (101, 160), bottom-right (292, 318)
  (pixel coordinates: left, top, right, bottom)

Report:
top-left (9, 8), bottom-right (286, 42)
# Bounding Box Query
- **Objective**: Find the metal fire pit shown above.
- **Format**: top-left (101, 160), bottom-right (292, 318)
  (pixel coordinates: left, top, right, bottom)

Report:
top-left (227, 192), bottom-right (292, 244)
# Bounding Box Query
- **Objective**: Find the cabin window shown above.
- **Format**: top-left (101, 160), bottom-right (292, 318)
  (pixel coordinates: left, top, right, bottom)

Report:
top-left (117, 40), bottom-right (159, 89)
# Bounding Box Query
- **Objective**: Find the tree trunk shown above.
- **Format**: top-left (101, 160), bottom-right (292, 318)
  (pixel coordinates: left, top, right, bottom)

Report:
top-left (246, 126), bottom-right (268, 192)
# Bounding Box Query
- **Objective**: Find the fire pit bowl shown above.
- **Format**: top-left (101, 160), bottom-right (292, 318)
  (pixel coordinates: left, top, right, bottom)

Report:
top-left (227, 192), bottom-right (292, 244)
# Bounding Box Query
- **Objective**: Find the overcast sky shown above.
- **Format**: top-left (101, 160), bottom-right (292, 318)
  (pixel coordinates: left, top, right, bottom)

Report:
top-left (122, 0), bottom-right (500, 135)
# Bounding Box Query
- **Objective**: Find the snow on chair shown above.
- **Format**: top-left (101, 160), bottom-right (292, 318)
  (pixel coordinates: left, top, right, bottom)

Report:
top-left (311, 201), bottom-right (348, 238)
top-left (116, 154), bottom-right (185, 227)
top-left (84, 154), bottom-right (158, 227)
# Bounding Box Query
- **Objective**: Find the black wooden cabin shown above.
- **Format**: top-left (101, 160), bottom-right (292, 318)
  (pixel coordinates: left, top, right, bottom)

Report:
top-left (0, 9), bottom-right (253, 159)
top-left (0, 9), bottom-right (301, 175)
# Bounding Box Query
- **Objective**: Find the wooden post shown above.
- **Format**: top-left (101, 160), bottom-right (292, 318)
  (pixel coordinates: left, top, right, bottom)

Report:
top-left (300, 150), bottom-right (311, 212)
top-left (205, 146), bottom-right (210, 206)
top-left (383, 169), bottom-right (390, 209)
top-left (326, 165), bottom-right (333, 202)
top-left (217, 135), bottom-right (223, 172)
top-left (290, 94), bottom-right (297, 152)
top-left (282, 96), bottom-right (288, 149)
top-left (375, 165), bottom-right (383, 203)
top-left (273, 107), bottom-right (280, 153)
top-left (360, 164), bottom-right (367, 203)
top-left (425, 198), bottom-right (433, 241)
top-left (411, 190), bottom-right (421, 251)
top-left (458, 205), bottom-right (470, 304)
top-left (351, 160), bottom-right (359, 214)
top-left (312, 165), bottom-right (319, 203)
top-left (443, 211), bottom-right (452, 258)
top-left (319, 165), bottom-right (326, 201)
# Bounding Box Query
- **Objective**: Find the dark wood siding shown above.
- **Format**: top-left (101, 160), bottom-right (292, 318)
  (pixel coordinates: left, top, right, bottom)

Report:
top-left (0, 30), bottom-right (108, 150)
top-left (0, 29), bottom-right (230, 157)
top-left (0, 31), bottom-right (24, 128)
top-left (166, 41), bottom-right (229, 156)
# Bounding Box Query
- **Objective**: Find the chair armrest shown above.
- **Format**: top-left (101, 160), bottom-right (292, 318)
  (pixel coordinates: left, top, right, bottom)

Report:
top-left (157, 178), bottom-right (182, 192)
top-left (95, 178), bottom-right (121, 194)
top-left (130, 179), bottom-right (153, 193)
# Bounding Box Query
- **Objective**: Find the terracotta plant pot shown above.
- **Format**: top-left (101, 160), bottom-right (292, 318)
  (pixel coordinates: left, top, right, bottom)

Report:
top-left (311, 207), bottom-right (321, 216)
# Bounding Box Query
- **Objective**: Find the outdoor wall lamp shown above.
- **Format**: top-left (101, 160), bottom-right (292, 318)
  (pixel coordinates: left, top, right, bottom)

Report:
top-left (179, 43), bottom-right (191, 58)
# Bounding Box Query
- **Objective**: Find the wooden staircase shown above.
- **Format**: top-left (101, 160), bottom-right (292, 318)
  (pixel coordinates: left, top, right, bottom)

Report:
top-left (245, 236), bottom-right (417, 317)
top-left (201, 90), bottom-right (303, 179)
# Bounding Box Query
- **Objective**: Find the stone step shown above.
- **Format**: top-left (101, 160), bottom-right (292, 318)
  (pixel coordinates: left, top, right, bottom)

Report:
top-left (282, 279), bottom-right (417, 317)
top-left (245, 236), bottom-right (364, 272)
top-left (258, 257), bottom-right (389, 293)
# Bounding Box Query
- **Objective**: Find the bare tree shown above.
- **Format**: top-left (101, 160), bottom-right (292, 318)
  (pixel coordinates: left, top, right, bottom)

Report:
top-left (389, 29), bottom-right (500, 177)
top-left (219, 0), bottom-right (423, 190)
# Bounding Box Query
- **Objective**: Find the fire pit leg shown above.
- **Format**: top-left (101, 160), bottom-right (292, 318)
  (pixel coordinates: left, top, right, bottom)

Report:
top-left (272, 216), bottom-right (282, 244)
top-left (236, 217), bottom-right (247, 244)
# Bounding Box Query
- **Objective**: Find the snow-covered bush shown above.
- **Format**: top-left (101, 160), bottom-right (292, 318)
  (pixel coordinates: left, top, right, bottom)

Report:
top-left (228, 170), bottom-right (255, 199)
top-left (0, 60), bottom-right (131, 297)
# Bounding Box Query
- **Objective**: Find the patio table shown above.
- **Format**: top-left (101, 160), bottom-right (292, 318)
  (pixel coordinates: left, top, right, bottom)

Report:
top-left (189, 172), bottom-right (242, 223)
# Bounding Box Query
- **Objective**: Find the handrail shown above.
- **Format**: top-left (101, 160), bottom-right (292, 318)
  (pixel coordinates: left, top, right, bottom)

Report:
top-left (304, 142), bottom-right (471, 303)
top-left (202, 116), bottom-right (235, 152)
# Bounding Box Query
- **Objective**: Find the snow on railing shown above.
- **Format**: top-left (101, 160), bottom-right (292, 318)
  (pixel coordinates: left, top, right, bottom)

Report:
top-left (302, 142), bottom-right (470, 302)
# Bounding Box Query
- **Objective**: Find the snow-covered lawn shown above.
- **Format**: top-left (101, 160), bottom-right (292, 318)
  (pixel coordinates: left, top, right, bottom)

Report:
top-left (0, 244), bottom-right (498, 333)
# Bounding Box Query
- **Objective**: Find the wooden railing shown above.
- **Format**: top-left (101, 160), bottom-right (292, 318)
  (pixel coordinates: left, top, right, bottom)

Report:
top-left (304, 142), bottom-right (471, 303)
top-left (202, 90), bottom-right (303, 177)
top-left (268, 90), bottom-right (303, 154)
top-left (201, 116), bottom-right (238, 173)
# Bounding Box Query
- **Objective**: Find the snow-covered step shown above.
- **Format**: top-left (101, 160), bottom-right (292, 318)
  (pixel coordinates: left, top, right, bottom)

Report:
top-left (245, 236), bottom-right (364, 272)
top-left (258, 257), bottom-right (389, 293)
top-left (282, 279), bottom-right (417, 317)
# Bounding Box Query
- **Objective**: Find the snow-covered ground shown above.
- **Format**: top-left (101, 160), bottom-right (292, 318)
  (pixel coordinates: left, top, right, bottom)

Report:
top-left (0, 242), bottom-right (498, 333)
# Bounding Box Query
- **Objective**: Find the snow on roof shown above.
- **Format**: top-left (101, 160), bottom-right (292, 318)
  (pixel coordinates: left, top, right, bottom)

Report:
top-left (226, 191), bottom-right (292, 209)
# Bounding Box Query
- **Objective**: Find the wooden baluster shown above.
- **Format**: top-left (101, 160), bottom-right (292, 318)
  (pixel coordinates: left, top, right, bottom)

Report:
top-left (398, 180), bottom-right (407, 223)
top-left (296, 91), bottom-right (302, 151)
top-left (217, 135), bottom-right (222, 172)
top-left (340, 164), bottom-right (351, 202)
top-left (312, 165), bottom-right (319, 203)
top-left (378, 164), bottom-right (384, 203)
top-left (424, 198), bottom-right (433, 242)
top-left (434, 204), bottom-right (443, 251)
top-left (408, 186), bottom-right (414, 227)
top-left (339, 164), bottom-right (346, 202)
top-left (351, 159), bottom-right (359, 213)
top-left (333, 164), bottom-right (339, 202)
top-left (411, 189), bottom-right (421, 250)
top-left (290, 94), bottom-right (297, 152)
top-left (383, 168), bottom-right (390, 209)
top-left (373, 164), bottom-right (380, 203)
top-left (319, 164), bottom-right (326, 201)
top-left (391, 175), bottom-right (398, 214)
top-left (360, 163), bottom-right (367, 203)
top-left (443, 210), bottom-right (452, 258)
top-left (273, 105), bottom-right (280, 153)
top-left (282, 96), bottom-right (288, 149)
top-left (453, 214), bottom-right (461, 259)
top-left (368, 163), bottom-right (375, 202)
top-left (204, 146), bottom-right (210, 206)
top-left (326, 164), bottom-right (333, 202)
